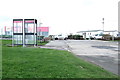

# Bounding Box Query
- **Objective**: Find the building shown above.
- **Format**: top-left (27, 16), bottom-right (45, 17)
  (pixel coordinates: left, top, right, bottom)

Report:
top-left (1, 26), bottom-right (12, 35)
top-left (77, 30), bottom-right (119, 39)
top-left (104, 30), bottom-right (118, 37)
top-left (1, 26), bottom-right (49, 37)
top-left (37, 27), bottom-right (49, 37)
top-left (77, 30), bottom-right (103, 39)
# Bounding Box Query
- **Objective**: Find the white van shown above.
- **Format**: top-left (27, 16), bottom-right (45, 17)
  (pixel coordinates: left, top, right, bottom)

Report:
top-left (93, 34), bottom-right (103, 39)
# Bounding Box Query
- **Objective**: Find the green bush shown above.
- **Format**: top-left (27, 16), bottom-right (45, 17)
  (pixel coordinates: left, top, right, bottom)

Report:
top-left (1, 35), bottom-right (12, 38)
top-left (68, 34), bottom-right (73, 39)
top-left (43, 37), bottom-right (51, 42)
top-left (68, 35), bottom-right (83, 40)
top-left (114, 37), bottom-right (120, 40)
top-left (37, 36), bottom-right (44, 40)
top-left (102, 34), bottom-right (112, 40)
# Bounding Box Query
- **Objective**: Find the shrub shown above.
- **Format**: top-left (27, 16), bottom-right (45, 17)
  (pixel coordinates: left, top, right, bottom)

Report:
top-left (38, 36), bottom-right (44, 40)
top-left (102, 34), bottom-right (112, 40)
top-left (43, 37), bottom-right (51, 42)
top-left (68, 35), bottom-right (73, 39)
top-left (68, 35), bottom-right (83, 40)
top-left (114, 37), bottom-right (120, 40)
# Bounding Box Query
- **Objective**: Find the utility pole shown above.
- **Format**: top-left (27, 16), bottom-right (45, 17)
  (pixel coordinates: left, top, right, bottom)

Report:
top-left (39, 23), bottom-right (42, 36)
top-left (112, 31), bottom-right (114, 41)
top-left (102, 18), bottom-right (104, 32)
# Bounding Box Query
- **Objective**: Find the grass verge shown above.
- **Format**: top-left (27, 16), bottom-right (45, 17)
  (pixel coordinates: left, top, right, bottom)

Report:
top-left (2, 40), bottom-right (119, 78)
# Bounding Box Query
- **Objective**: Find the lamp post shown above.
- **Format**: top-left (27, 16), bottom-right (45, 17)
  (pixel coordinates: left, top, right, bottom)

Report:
top-left (39, 23), bottom-right (42, 36)
top-left (102, 18), bottom-right (104, 32)
top-left (112, 31), bottom-right (114, 41)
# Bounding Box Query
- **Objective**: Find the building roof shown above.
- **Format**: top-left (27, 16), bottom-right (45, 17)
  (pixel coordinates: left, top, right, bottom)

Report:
top-left (77, 30), bottom-right (103, 33)
top-left (77, 30), bottom-right (118, 33)
top-left (104, 30), bottom-right (118, 32)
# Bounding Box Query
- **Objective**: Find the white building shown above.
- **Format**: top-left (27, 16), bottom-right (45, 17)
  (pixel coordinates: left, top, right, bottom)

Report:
top-left (103, 30), bottom-right (118, 37)
top-left (1, 26), bottom-right (12, 35)
top-left (77, 30), bottom-right (119, 39)
top-left (77, 30), bottom-right (103, 39)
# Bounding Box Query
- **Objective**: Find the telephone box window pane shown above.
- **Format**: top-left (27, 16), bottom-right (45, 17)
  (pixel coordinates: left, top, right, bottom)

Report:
top-left (25, 23), bottom-right (34, 33)
top-left (14, 35), bottom-right (23, 44)
top-left (25, 35), bottom-right (36, 44)
top-left (13, 22), bottom-right (22, 33)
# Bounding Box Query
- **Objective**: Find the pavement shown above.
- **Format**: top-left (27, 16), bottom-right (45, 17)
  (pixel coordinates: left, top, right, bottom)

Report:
top-left (41, 40), bottom-right (70, 51)
top-left (44, 40), bottom-right (119, 75)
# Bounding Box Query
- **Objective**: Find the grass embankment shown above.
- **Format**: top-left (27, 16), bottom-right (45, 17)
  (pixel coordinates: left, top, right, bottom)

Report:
top-left (2, 40), bottom-right (119, 78)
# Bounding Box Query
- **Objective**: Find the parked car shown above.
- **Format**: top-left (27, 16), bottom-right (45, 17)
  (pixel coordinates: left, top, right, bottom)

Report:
top-left (93, 34), bottom-right (103, 39)
top-left (54, 34), bottom-right (68, 40)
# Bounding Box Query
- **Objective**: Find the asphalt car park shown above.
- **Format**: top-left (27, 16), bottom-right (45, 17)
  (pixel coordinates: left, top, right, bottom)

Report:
top-left (45, 40), bottom-right (119, 75)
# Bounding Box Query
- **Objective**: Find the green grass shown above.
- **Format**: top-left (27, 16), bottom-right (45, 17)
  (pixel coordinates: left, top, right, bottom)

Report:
top-left (0, 40), bottom-right (2, 79)
top-left (110, 40), bottom-right (120, 42)
top-left (1, 40), bottom-right (48, 47)
top-left (2, 40), bottom-right (119, 78)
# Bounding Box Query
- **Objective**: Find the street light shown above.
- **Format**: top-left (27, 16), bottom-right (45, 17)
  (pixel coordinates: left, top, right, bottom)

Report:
top-left (39, 23), bottom-right (42, 27)
top-left (39, 22), bottom-right (42, 36)
top-left (102, 18), bottom-right (104, 32)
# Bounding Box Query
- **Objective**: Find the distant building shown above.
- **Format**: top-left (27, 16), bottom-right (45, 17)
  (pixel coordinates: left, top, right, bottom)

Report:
top-left (37, 27), bottom-right (49, 37)
top-left (77, 30), bottom-right (103, 39)
top-left (104, 30), bottom-right (118, 37)
top-left (77, 30), bottom-right (119, 39)
top-left (2, 26), bottom-right (12, 35)
top-left (1, 26), bottom-right (49, 37)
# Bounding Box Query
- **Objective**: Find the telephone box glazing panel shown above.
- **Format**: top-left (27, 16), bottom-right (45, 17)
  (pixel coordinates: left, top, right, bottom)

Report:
top-left (13, 21), bottom-right (23, 33)
top-left (13, 35), bottom-right (23, 44)
top-left (25, 35), bottom-right (36, 44)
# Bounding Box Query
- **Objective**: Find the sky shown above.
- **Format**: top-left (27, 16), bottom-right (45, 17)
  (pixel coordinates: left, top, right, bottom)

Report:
top-left (0, 0), bottom-right (119, 35)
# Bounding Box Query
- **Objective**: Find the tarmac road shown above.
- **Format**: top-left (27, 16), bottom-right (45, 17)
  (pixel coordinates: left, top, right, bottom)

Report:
top-left (45, 40), bottom-right (119, 75)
